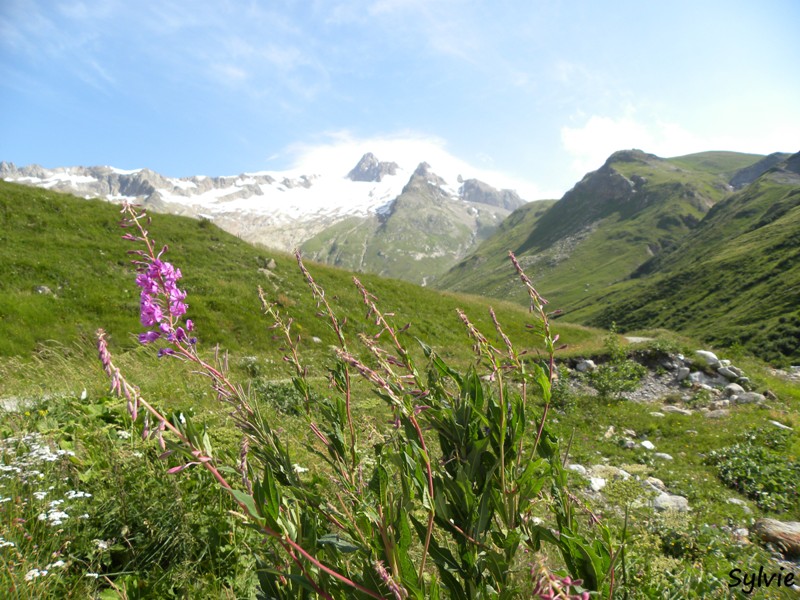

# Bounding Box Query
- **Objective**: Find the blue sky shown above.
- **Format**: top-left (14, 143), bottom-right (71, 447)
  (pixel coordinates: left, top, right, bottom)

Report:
top-left (2, 0), bottom-right (799, 198)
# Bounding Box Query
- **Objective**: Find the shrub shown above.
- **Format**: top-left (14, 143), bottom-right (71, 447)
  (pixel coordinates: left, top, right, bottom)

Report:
top-left (588, 325), bottom-right (647, 400)
top-left (705, 427), bottom-right (800, 512)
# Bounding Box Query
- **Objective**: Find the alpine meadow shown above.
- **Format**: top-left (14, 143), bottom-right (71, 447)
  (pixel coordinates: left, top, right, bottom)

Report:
top-left (1, 143), bottom-right (799, 598)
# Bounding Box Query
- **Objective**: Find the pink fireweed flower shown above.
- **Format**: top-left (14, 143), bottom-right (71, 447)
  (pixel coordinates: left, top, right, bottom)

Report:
top-left (121, 204), bottom-right (194, 351)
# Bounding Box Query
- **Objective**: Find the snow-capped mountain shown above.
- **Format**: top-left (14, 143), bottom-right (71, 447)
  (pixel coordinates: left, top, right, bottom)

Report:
top-left (0, 154), bottom-right (526, 283)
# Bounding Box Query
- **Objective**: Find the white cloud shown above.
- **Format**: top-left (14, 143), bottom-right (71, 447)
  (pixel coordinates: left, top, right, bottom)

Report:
top-left (277, 131), bottom-right (549, 200)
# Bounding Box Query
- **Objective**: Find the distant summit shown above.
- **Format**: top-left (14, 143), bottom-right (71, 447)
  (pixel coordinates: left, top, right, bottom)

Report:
top-left (346, 152), bottom-right (399, 182)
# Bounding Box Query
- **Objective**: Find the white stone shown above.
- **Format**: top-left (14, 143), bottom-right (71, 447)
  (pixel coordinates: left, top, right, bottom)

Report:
top-left (640, 440), bottom-right (655, 450)
top-left (769, 420), bottom-right (793, 431)
top-left (649, 411), bottom-right (665, 418)
top-left (654, 452), bottom-right (673, 460)
top-left (590, 477), bottom-right (606, 492)
top-left (653, 493), bottom-right (690, 512)
top-left (724, 383), bottom-right (745, 397)
top-left (661, 405), bottom-right (693, 416)
top-left (567, 464), bottom-right (587, 476)
top-left (576, 359), bottom-right (597, 373)
top-left (695, 350), bottom-right (719, 364)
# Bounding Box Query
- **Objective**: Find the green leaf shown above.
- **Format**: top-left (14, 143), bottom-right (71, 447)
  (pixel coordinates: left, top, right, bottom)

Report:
top-left (318, 533), bottom-right (361, 553)
top-left (229, 488), bottom-right (263, 523)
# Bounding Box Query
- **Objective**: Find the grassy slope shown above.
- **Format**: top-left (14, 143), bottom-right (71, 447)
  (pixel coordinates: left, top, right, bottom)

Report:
top-left (0, 181), bottom-right (602, 366)
top-left (437, 150), bottom-right (755, 311)
top-left (570, 161), bottom-right (800, 362)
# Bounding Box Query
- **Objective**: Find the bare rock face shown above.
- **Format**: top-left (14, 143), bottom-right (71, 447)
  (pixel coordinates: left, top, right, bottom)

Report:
top-left (459, 178), bottom-right (525, 210)
top-left (751, 518), bottom-right (800, 557)
top-left (347, 153), bottom-right (398, 182)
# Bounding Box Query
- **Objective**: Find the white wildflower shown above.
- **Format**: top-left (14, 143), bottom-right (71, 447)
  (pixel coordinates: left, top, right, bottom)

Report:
top-left (25, 568), bottom-right (48, 581)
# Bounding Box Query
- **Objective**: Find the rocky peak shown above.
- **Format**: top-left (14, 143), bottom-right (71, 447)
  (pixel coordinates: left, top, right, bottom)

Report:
top-left (604, 149), bottom-right (661, 167)
top-left (411, 162), bottom-right (447, 187)
top-left (459, 178), bottom-right (525, 210)
top-left (347, 152), bottom-right (398, 182)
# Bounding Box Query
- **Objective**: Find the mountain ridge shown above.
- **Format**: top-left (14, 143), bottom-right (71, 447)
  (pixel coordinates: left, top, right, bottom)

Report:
top-left (438, 149), bottom-right (800, 362)
top-left (1, 154), bottom-right (527, 283)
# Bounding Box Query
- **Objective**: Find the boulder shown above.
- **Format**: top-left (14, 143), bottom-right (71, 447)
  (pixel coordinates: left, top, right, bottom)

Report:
top-left (567, 464), bottom-right (587, 476)
top-left (751, 519), bottom-right (800, 557)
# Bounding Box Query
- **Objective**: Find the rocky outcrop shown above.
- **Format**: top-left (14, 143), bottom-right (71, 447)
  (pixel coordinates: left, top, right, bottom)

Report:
top-left (347, 153), bottom-right (398, 182)
top-left (458, 178), bottom-right (525, 210)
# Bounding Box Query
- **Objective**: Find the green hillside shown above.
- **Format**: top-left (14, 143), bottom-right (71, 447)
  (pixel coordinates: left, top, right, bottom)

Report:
top-left (438, 150), bottom-right (759, 309)
top-left (0, 181), bottom-right (600, 363)
top-left (301, 165), bottom-right (512, 285)
top-left (571, 153), bottom-right (800, 363)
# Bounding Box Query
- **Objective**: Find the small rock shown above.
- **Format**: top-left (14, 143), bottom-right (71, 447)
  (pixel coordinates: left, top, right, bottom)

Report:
top-left (717, 367), bottom-right (740, 380)
top-left (769, 420), bottom-right (793, 431)
top-left (695, 350), bottom-right (719, 367)
top-left (704, 409), bottom-right (730, 419)
top-left (622, 440), bottom-right (636, 449)
top-left (650, 411), bottom-right (665, 418)
top-left (661, 405), bottom-right (693, 416)
top-left (35, 285), bottom-right (53, 295)
top-left (266, 258), bottom-right (277, 270)
top-left (645, 477), bottom-right (668, 493)
top-left (724, 383), bottom-right (745, 397)
top-left (311, 336), bottom-right (322, 344)
top-left (728, 366), bottom-right (744, 378)
top-left (567, 464), bottom-right (587, 476)
top-left (718, 359), bottom-right (732, 368)
top-left (733, 528), bottom-right (751, 543)
top-left (603, 425), bottom-right (616, 439)
top-left (737, 376), bottom-right (751, 386)
top-left (590, 477), bottom-right (606, 492)
top-left (623, 428), bottom-right (637, 438)
top-left (675, 367), bottom-right (691, 381)
top-left (654, 452), bottom-right (673, 460)
top-left (576, 359), bottom-right (597, 373)
top-left (765, 390), bottom-right (778, 400)
top-left (640, 440), bottom-right (655, 450)
top-left (733, 392), bottom-right (766, 404)
top-left (653, 493), bottom-right (690, 512)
